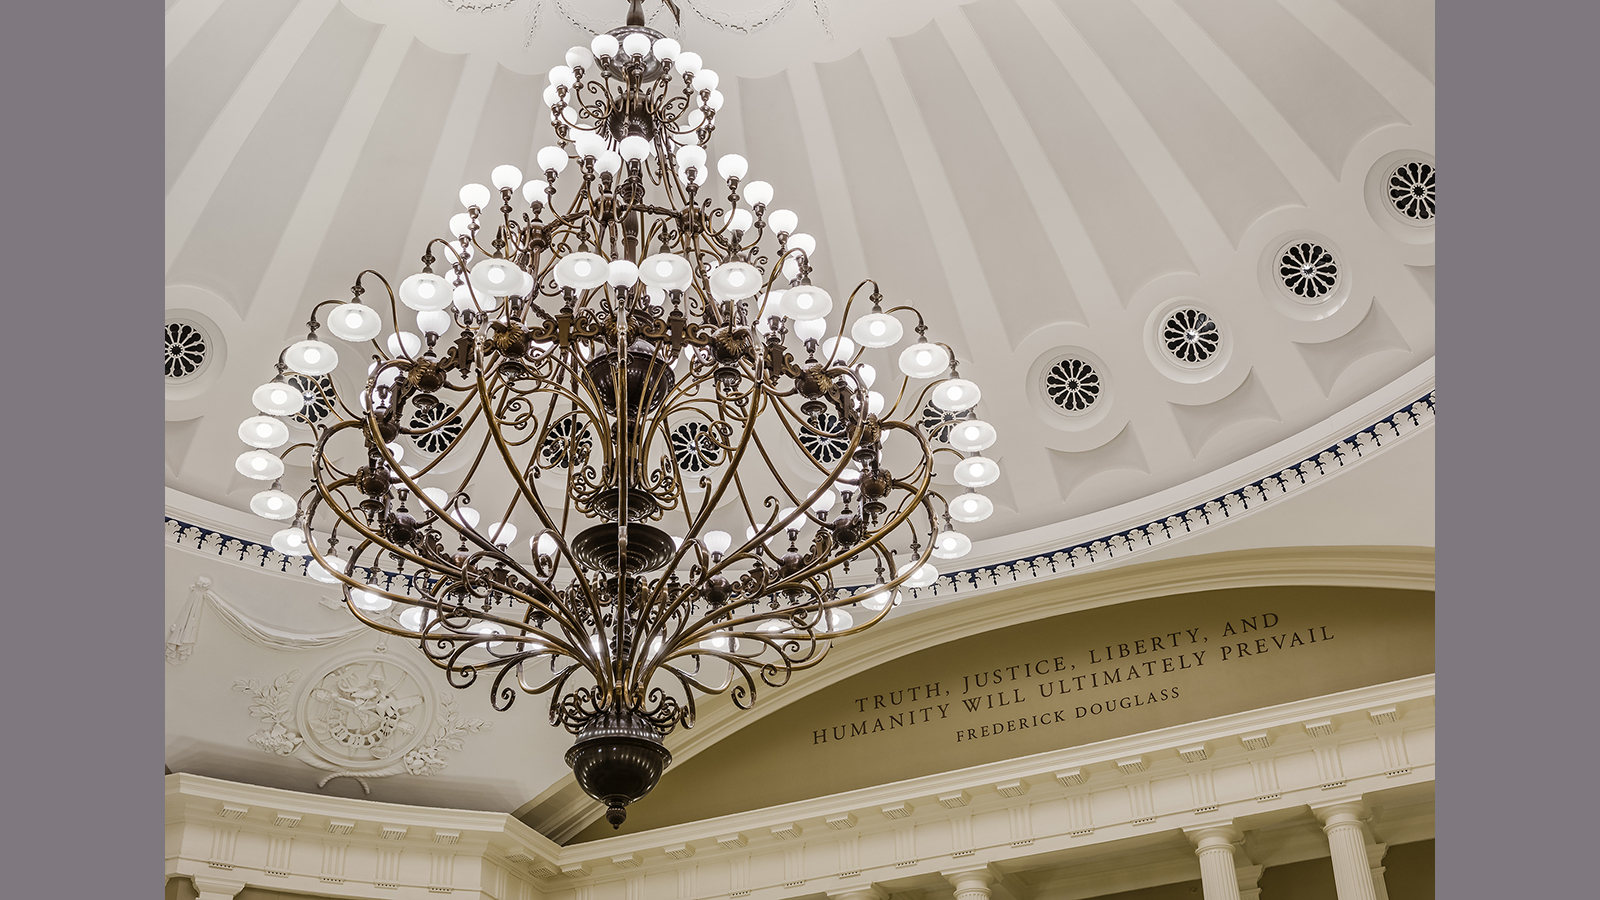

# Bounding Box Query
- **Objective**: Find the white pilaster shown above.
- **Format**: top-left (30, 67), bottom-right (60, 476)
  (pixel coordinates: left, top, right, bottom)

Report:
top-left (1366, 842), bottom-right (1391, 900)
top-left (1185, 824), bottom-right (1244, 900)
top-left (1236, 864), bottom-right (1264, 900)
top-left (1314, 802), bottom-right (1379, 900)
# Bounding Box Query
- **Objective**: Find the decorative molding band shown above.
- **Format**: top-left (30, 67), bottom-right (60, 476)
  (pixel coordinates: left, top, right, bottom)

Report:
top-left (885, 390), bottom-right (1435, 602)
top-left (165, 679), bottom-right (1434, 900)
top-left (163, 390), bottom-right (1434, 607)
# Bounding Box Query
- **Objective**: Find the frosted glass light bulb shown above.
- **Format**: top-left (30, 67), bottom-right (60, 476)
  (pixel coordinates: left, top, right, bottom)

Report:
top-left (459, 183), bottom-right (491, 210)
top-left (863, 588), bottom-right (898, 611)
top-left (950, 492), bottom-right (993, 523)
top-left (619, 135), bottom-right (651, 161)
top-left (533, 532), bottom-right (559, 557)
top-left (692, 69), bottom-right (719, 92)
top-left (595, 151), bottom-right (622, 177)
top-left (652, 37), bottom-right (680, 61)
top-left (329, 302), bottom-right (382, 341)
top-left (621, 32), bottom-right (651, 57)
top-left (548, 65), bottom-right (576, 88)
top-left (574, 129), bottom-right (606, 159)
top-left (788, 232), bottom-right (817, 258)
top-left (932, 378), bottom-right (981, 412)
top-left (416, 309), bottom-right (451, 336)
top-left (607, 259), bottom-right (639, 286)
top-left (486, 522), bottom-right (518, 546)
top-left (729, 208), bottom-right (753, 233)
top-left (590, 34), bottom-right (619, 59)
top-left (703, 530), bottom-right (732, 555)
top-left (905, 563), bottom-right (939, 589)
top-left (767, 208), bottom-right (797, 235)
top-left (566, 46), bottom-right (595, 70)
top-left (793, 318), bottom-right (826, 342)
top-left (491, 164), bottom-right (523, 190)
top-left (704, 89), bottom-right (725, 111)
top-left (676, 51), bottom-right (703, 74)
top-left (572, 259), bottom-right (592, 277)
top-left (675, 144), bottom-right (706, 172)
top-left (947, 419), bottom-right (996, 452)
top-left (522, 179), bottom-right (548, 203)
top-left (536, 146), bottom-right (568, 173)
top-left (742, 180), bottom-right (773, 207)
top-left (386, 331), bottom-right (422, 358)
top-left (954, 456), bottom-right (1000, 488)
top-left (820, 336), bottom-right (855, 364)
top-left (449, 213), bottom-right (473, 237)
top-left (716, 154), bottom-right (748, 181)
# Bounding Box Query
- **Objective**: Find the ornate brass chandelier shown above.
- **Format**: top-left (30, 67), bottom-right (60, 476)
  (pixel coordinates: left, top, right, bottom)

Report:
top-left (231, 0), bottom-right (1000, 826)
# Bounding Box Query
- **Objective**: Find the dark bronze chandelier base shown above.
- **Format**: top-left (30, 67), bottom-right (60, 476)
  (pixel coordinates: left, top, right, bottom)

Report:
top-left (571, 521), bottom-right (677, 573)
top-left (564, 709), bottom-right (673, 828)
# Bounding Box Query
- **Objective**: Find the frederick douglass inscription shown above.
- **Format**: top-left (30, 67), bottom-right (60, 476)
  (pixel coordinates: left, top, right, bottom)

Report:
top-left (572, 584), bottom-right (1433, 839)
top-left (811, 613), bottom-right (1336, 746)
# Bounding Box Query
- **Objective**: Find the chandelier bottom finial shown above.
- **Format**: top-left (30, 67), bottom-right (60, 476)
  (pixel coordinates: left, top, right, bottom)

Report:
top-left (563, 708), bottom-right (674, 828)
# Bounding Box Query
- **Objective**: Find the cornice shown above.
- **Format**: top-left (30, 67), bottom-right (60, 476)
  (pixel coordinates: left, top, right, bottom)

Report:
top-left (166, 677), bottom-right (1435, 898)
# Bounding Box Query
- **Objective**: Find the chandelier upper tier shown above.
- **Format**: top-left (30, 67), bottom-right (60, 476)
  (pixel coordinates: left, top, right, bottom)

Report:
top-left (230, 2), bottom-right (1000, 827)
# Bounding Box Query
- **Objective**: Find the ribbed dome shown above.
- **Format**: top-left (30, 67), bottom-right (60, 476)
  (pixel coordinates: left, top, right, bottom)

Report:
top-left (167, 0), bottom-right (1433, 558)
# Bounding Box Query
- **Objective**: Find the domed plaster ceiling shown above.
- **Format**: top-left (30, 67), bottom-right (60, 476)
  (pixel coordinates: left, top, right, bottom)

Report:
top-left (164, 0), bottom-right (1434, 831)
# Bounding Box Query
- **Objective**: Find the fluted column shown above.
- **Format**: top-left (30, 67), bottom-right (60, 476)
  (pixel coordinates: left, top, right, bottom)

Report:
top-left (1314, 802), bottom-right (1379, 900)
top-left (189, 875), bottom-right (245, 900)
top-left (944, 865), bottom-right (997, 900)
top-left (1185, 824), bottom-right (1244, 900)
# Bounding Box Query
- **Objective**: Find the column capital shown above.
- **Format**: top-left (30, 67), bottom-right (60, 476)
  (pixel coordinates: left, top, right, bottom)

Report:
top-left (190, 875), bottom-right (247, 899)
top-left (1311, 799), bottom-right (1371, 830)
top-left (1184, 821), bottom-right (1243, 851)
top-left (1365, 842), bottom-right (1389, 866)
top-left (943, 863), bottom-right (999, 893)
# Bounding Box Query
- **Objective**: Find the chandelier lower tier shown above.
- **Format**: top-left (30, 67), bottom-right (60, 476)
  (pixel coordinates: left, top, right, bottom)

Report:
top-left (231, 6), bottom-right (1000, 827)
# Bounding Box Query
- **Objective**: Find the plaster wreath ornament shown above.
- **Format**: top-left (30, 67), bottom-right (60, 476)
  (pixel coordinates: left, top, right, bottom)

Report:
top-left (233, 655), bottom-right (490, 792)
top-left (226, 0), bottom-right (999, 825)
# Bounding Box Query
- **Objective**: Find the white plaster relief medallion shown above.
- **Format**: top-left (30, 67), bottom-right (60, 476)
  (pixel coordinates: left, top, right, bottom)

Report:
top-left (233, 651), bottom-right (490, 792)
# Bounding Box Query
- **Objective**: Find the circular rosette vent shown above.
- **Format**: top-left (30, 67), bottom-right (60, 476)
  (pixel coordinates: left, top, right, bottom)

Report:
top-left (1161, 308), bottom-right (1222, 367)
top-left (670, 421), bottom-right (723, 473)
top-left (409, 403), bottom-right (464, 455)
top-left (164, 320), bottom-right (209, 381)
top-left (1277, 241), bottom-right (1339, 301)
top-left (1386, 161), bottom-right (1435, 221)
top-left (1042, 357), bottom-right (1101, 415)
